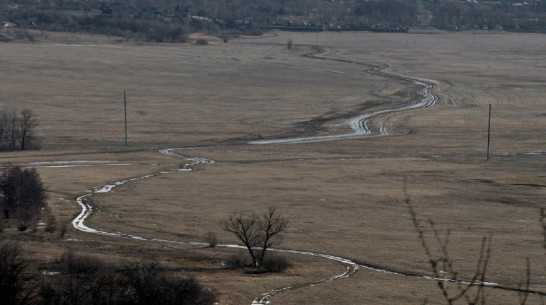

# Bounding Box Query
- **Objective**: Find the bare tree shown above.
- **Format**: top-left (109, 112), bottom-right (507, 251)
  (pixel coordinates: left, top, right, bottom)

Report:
top-left (257, 206), bottom-right (289, 266)
top-left (18, 109), bottom-right (37, 151)
top-left (224, 211), bottom-right (262, 267)
top-left (224, 206), bottom-right (288, 268)
top-left (0, 108), bottom-right (39, 151)
top-left (0, 108), bottom-right (19, 151)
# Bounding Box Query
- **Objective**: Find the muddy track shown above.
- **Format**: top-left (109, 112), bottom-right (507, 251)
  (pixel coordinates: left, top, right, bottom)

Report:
top-left (248, 47), bottom-right (437, 145)
top-left (71, 149), bottom-right (546, 304)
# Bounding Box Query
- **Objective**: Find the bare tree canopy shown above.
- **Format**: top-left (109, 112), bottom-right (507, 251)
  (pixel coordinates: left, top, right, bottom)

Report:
top-left (224, 206), bottom-right (288, 268)
top-left (0, 108), bottom-right (39, 151)
top-left (18, 109), bottom-right (38, 151)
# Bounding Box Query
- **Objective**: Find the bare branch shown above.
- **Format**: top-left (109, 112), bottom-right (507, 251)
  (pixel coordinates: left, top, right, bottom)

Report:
top-left (18, 109), bottom-right (38, 151)
top-left (224, 212), bottom-right (261, 267)
top-left (258, 206), bottom-right (289, 265)
top-left (408, 199), bottom-right (496, 305)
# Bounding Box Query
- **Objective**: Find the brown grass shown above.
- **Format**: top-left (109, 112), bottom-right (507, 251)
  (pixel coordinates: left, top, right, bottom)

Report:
top-left (1, 30), bottom-right (545, 304)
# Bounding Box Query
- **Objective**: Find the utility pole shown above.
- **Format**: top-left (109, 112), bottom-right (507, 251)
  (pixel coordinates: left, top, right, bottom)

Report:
top-left (486, 104), bottom-right (491, 160)
top-left (124, 90), bottom-right (128, 146)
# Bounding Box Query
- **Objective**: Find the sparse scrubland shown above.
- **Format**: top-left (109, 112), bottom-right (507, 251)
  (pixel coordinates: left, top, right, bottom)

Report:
top-left (0, 30), bottom-right (545, 304)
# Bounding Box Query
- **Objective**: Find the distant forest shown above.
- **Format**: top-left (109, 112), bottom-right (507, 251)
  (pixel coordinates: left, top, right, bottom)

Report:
top-left (1, 0), bottom-right (546, 41)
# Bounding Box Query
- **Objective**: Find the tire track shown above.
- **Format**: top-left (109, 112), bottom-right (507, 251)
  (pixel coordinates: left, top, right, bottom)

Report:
top-left (249, 81), bottom-right (436, 145)
top-left (249, 52), bottom-right (437, 145)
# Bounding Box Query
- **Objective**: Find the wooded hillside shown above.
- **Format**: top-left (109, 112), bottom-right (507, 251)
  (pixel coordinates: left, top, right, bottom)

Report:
top-left (1, 0), bottom-right (545, 40)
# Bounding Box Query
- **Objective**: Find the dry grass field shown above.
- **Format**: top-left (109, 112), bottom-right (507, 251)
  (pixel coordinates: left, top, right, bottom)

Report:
top-left (1, 30), bottom-right (545, 304)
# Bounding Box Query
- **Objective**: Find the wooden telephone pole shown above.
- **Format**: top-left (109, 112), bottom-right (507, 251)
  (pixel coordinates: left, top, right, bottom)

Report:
top-left (124, 90), bottom-right (128, 146)
top-left (486, 104), bottom-right (491, 160)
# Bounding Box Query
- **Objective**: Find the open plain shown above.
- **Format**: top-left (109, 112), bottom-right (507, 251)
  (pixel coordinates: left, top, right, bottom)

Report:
top-left (1, 30), bottom-right (545, 304)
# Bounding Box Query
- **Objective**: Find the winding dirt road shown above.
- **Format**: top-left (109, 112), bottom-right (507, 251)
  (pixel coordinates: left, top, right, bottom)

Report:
top-left (250, 81), bottom-right (436, 144)
top-left (250, 49), bottom-right (438, 145)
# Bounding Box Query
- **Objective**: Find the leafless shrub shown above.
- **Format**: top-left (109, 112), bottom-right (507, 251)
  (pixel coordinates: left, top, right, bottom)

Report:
top-left (286, 38), bottom-right (293, 50)
top-left (13, 30), bottom-right (34, 42)
top-left (44, 213), bottom-right (56, 233)
top-left (41, 255), bottom-right (216, 305)
top-left (122, 260), bottom-right (216, 305)
top-left (59, 250), bottom-right (103, 275)
top-left (260, 253), bottom-right (292, 273)
top-left (43, 251), bottom-right (117, 305)
top-left (58, 219), bottom-right (68, 239)
top-left (225, 252), bottom-right (251, 269)
top-left (195, 38), bottom-right (208, 45)
top-left (206, 231), bottom-right (218, 248)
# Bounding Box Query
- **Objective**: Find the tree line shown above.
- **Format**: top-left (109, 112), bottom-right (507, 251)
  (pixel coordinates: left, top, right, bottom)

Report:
top-left (2, 0), bottom-right (546, 42)
top-left (0, 108), bottom-right (39, 151)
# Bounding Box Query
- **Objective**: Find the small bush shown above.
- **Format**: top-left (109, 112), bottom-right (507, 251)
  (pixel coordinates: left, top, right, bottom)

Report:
top-left (59, 250), bottom-right (102, 275)
top-left (195, 38), bottom-right (208, 45)
top-left (0, 248), bottom-right (217, 305)
top-left (225, 253), bottom-right (250, 269)
top-left (286, 38), bottom-right (293, 50)
top-left (13, 29), bottom-right (34, 42)
top-left (121, 260), bottom-right (216, 305)
top-left (260, 253), bottom-right (292, 273)
top-left (44, 213), bottom-right (56, 233)
top-left (58, 220), bottom-right (68, 239)
top-left (17, 223), bottom-right (28, 231)
top-left (206, 232), bottom-right (217, 248)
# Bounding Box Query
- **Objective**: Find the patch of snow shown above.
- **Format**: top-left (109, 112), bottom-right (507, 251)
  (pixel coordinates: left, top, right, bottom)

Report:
top-left (32, 160), bottom-right (131, 168)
